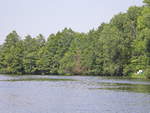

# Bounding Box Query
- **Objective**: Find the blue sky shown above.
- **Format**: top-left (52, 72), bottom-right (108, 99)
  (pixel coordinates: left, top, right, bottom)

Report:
top-left (0, 0), bottom-right (143, 44)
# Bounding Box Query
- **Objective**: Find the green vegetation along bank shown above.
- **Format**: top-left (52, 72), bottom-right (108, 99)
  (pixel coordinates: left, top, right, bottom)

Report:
top-left (0, 0), bottom-right (150, 79)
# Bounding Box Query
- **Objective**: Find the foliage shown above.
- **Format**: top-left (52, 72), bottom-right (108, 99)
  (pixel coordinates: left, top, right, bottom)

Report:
top-left (0, 0), bottom-right (150, 78)
top-left (144, 66), bottom-right (150, 79)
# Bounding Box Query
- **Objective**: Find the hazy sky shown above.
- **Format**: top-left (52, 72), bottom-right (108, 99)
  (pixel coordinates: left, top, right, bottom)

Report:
top-left (0, 0), bottom-right (143, 44)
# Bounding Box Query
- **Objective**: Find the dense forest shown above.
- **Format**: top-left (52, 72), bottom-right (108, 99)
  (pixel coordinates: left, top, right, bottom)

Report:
top-left (0, 0), bottom-right (150, 78)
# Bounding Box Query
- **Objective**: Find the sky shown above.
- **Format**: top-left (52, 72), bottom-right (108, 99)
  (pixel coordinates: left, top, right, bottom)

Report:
top-left (0, 0), bottom-right (143, 44)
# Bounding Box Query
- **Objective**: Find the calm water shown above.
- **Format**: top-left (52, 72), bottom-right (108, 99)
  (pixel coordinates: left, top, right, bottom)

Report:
top-left (0, 75), bottom-right (150, 113)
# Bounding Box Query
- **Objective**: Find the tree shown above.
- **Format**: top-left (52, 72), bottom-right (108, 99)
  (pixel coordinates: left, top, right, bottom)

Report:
top-left (0, 31), bottom-right (24, 74)
top-left (39, 28), bottom-right (77, 74)
top-left (22, 35), bottom-right (40, 74)
top-left (100, 24), bottom-right (125, 76)
top-left (143, 0), bottom-right (150, 6)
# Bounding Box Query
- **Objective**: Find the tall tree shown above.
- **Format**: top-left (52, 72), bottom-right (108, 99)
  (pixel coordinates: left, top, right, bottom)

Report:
top-left (0, 31), bottom-right (23, 74)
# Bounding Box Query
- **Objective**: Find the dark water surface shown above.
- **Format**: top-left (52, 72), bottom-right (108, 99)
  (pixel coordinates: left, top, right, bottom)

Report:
top-left (0, 75), bottom-right (150, 113)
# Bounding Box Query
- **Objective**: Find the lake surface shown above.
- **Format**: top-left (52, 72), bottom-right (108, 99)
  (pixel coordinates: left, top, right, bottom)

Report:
top-left (0, 75), bottom-right (150, 113)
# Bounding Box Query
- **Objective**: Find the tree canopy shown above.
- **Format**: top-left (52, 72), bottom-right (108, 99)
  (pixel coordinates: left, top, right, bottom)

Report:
top-left (0, 0), bottom-right (150, 78)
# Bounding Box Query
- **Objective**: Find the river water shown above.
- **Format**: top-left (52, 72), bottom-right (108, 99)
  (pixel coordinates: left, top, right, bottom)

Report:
top-left (0, 75), bottom-right (150, 113)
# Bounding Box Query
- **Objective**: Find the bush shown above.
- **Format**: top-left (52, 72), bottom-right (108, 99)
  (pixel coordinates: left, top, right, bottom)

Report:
top-left (144, 67), bottom-right (150, 79)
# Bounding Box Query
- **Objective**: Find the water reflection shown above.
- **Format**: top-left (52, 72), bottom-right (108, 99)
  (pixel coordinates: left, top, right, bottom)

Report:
top-left (0, 75), bottom-right (150, 94)
top-left (92, 82), bottom-right (150, 94)
top-left (1, 77), bottom-right (76, 82)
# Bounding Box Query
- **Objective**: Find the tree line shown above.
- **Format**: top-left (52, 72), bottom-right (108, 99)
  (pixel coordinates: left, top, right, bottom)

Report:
top-left (0, 0), bottom-right (150, 78)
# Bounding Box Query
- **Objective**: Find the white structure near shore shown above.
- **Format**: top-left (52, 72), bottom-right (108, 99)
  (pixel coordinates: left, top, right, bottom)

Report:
top-left (137, 70), bottom-right (143, 74)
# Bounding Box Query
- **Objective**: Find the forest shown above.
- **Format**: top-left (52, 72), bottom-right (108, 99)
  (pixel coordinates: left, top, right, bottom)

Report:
top-left (0, 0), bottom-right (150, 79)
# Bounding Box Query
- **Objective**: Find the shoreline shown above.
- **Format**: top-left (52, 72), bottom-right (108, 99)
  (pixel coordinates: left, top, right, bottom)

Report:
top-left (0, 73), bottom-right (149, 80)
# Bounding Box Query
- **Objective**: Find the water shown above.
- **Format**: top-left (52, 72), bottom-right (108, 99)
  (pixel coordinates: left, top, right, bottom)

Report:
top-left (0, 75), bottom-right (150, 113)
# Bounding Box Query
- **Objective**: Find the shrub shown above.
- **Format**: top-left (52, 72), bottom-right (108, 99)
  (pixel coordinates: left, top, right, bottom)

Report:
top-left (144, 67), bottom-right (150, 79)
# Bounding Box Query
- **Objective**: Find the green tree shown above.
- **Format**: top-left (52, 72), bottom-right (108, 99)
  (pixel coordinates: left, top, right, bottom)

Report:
top-left (0, 31), bottom-right (24, 74)
top-left (143, 0), bottom-right (150, 6)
